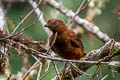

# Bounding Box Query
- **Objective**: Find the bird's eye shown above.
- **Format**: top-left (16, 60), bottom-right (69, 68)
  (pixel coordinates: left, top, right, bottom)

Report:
top-left (55, 22), bottom-right (59, 25)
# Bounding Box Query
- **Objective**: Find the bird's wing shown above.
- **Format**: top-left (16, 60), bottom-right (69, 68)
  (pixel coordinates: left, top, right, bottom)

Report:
top-left (70, 31), bottom-right (84, 50)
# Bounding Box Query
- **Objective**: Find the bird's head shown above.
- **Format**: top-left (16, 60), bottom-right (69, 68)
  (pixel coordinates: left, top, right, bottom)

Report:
top-left (45, 18), bottom-right (67, 33)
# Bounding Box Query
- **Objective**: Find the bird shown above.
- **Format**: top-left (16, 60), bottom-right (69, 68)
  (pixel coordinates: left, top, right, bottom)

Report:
top-left (44, 18), bottom-right (85, 60)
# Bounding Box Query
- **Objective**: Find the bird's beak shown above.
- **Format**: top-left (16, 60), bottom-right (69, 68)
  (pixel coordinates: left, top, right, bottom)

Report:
top-left (44, 24), bottom-right (50, 27)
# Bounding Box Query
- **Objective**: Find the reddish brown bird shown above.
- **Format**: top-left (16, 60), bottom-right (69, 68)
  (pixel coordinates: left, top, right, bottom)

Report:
top-left (45, 18), bottom-right (85, 60)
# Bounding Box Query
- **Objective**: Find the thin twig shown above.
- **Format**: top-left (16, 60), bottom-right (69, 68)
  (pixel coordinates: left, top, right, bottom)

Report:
top-left (67, 0), bottom-right (86, 26)
top-left (7, 74), bottom-right (12, 80)
top-left (91, 65), bottom-right (103, 79)
top-left (23, 55), bottom-right (41, 80)
top-left (32, 56), bottom-right (43, 80)
top-left (46, 32), bottom-right (59, 79)
top-left (81, 0), bottom-right (92, 11)
top-left (70, 70), bottom-right (75, 80)
top-left (52, 61), bottom-right (61, 80)
top-left (43, 32), bottom-right (58, 73)
top-left (10, 0), bottom-right (42, 36)
top-left (13, 13), bottom-right (41, 37)
top-left (69, 62), bottom-right (92, 80)
top-left (9, 12), bottom-right (41, 39)
top-left (100, 74), bottom-right (109, 80)
top-left (32, 55), bottom-right (43, 80)
top-left (23, 60), bottom-right (39, 80)
top-left (40, 62), bottom-right (59, 80)
top-left (32, 55), bottom-right (41, 64)
top-left (37, 62), bottom-right (42, 80)
top-left (62, 62), bottom-right (68, 74)
top-left (45, 60), bottom-right (51, 72)
top-left (47, 32), bottom-right (58, 53)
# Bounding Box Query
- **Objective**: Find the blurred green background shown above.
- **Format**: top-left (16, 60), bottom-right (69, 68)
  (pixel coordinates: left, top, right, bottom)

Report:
top-left (3, 0), bottom-right (120, 80)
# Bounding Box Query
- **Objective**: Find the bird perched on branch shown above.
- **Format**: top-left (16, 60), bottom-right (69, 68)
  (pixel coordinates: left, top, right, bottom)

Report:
top-left (45, 18), bottom-right (85, 60)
